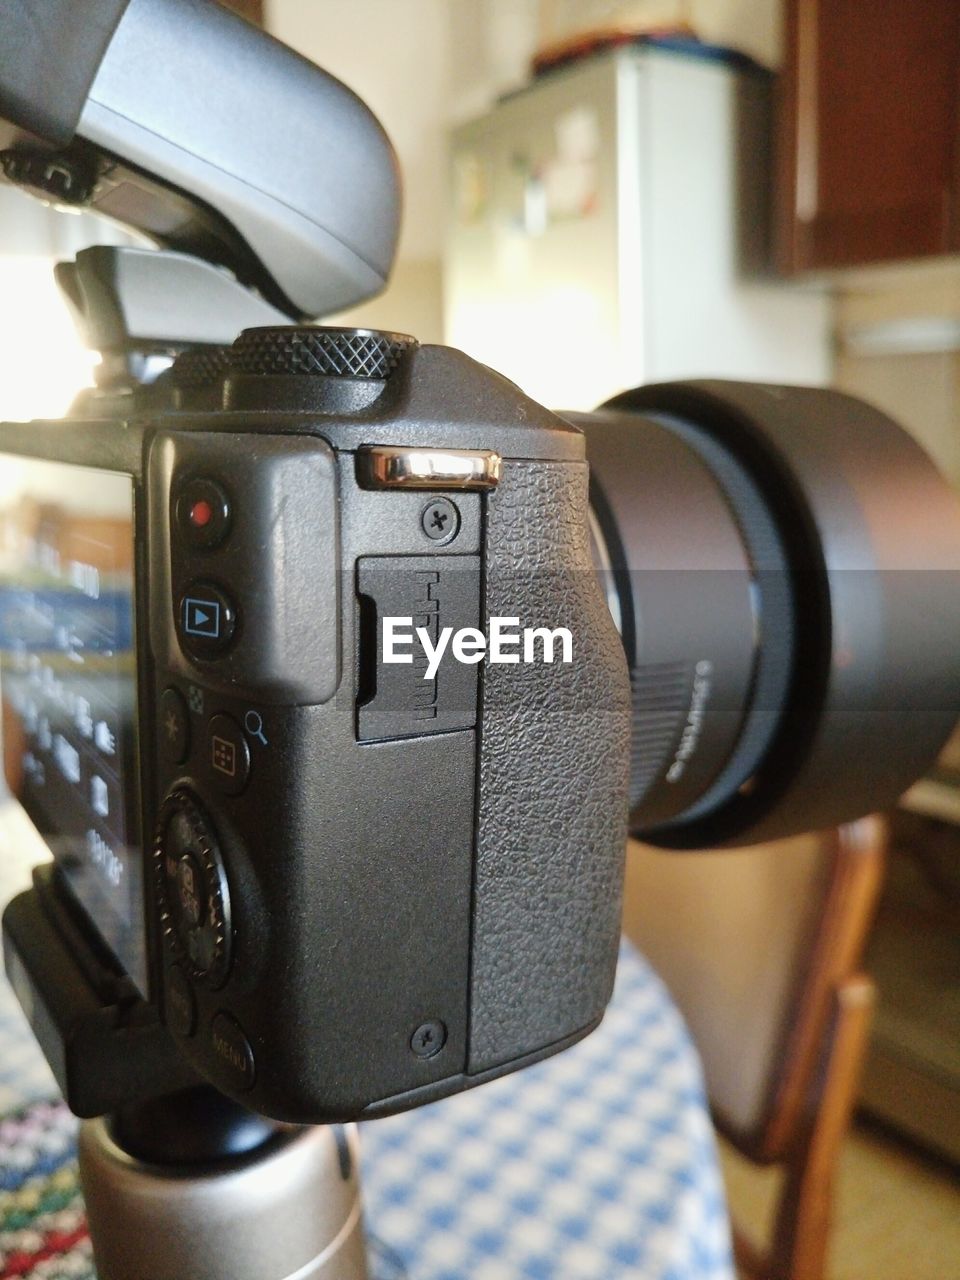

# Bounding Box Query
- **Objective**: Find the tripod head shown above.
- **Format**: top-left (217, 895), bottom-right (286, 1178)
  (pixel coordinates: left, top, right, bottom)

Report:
top-left (0, 0), bottom-right (402, 322)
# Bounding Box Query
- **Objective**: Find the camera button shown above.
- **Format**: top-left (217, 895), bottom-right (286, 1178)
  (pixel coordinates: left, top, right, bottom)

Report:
top-left (166, 965), bottom-right (197, 1038)
top-left (154, 789), bottom-right (232, 987)
top-left (178, 583), bottom-right (237, 657)
top-left (175, 853), bottom-right (207, 929)
top-left (204, 713), bottom-right (251, 795)
top-left (211, 1013), bottom-right (256, 1091)
top-left (177, 477), bottom-right (231, 550)
top-left (159, 687), bottom-right (190, 764)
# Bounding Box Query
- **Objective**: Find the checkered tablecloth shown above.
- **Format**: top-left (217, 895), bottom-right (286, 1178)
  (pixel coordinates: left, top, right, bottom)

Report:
top-left (0, 807), bottom-right (733, 1279)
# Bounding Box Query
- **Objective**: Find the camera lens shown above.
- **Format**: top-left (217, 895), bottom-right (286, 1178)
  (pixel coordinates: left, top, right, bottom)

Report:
top-left (572, 380), bottom-right (960, 847)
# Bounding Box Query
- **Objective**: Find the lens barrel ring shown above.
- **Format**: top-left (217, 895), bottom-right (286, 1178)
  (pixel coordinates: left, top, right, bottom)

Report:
top-left (580, 379), bottom-right (960, 847)
top-left (584, 410), bottom-right (763, 828)
top-left (637, 410), bottom-right (796, 834)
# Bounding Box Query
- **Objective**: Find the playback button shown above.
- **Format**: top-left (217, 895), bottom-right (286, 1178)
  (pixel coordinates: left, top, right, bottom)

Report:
top-left (178, 582), bottom-right (237, 658)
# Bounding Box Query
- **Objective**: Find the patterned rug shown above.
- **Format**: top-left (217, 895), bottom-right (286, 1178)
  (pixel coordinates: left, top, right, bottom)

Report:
top-left (0, 1102), bottom-right (93, 1279)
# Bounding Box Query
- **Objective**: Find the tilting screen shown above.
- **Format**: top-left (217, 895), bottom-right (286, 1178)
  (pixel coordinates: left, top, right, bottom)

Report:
top-left (0, 456), bottom-right (144, 992)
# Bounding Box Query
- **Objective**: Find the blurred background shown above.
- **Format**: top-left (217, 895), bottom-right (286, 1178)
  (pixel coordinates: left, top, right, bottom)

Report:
top-left (1, 2), bottom-right (958, 1277)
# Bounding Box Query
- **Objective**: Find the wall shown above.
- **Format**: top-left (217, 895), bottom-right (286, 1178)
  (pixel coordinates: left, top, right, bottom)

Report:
top-left (0, 0), bottom-right (788, 415)
top-left (0, 190), bottom-right (132, 421)
top-left (8, 2), bottom-right (953, 493)
top-left (834, 262), bottom-right (960, 488)
top-left (265, 0), bottom-right (542, 340)
top-left (265, 0), bottom-right (449, 339)
top-left (266, 0), bottom-right (784, 343)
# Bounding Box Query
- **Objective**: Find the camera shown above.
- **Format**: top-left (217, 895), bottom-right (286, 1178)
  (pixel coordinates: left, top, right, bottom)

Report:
top-left (0, 0), bottom-right (633, 1123)
top-left (4, 0), bottom-right (960, 1134)
top-left (0, 310), bottom-right (637, 1121)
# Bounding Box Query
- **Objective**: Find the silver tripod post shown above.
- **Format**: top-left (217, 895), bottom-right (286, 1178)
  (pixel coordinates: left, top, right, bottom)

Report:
top-left (76, 1087), bottom-right (369, 1280)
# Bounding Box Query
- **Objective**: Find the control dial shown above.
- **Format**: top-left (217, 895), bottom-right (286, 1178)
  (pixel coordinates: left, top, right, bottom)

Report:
top-left (154, 789), bottom-right (232, 988)
top-left (231, 326), bottom-right (416, 379)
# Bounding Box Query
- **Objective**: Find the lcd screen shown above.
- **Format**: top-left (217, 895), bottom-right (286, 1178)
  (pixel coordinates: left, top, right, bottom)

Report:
top-left (0, 456), bottom-right (145, 993)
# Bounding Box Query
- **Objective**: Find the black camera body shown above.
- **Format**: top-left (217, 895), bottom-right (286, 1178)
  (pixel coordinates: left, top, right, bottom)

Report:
top-left (0, 326), bottom-right (630, 1122)
top-left (6, 0), bottom-right (960, 1143)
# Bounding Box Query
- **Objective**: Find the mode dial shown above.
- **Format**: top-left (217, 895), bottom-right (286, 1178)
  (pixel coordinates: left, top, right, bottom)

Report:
top-left (169, 345), bottom-right (233, 390)
top-left (231, 326), bottom-right (416, 379)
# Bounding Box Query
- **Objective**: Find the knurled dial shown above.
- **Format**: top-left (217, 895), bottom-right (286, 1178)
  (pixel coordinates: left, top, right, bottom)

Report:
top-left (169, 345), bottom-right (232, 389)
top-left (230, 326), bottom-right (417, 379)
top-left (154, 789), bottom-right (232, 988)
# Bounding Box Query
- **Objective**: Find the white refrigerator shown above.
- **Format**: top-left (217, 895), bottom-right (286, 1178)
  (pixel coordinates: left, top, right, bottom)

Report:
top-left (445, 46), bottom-right (831, 411)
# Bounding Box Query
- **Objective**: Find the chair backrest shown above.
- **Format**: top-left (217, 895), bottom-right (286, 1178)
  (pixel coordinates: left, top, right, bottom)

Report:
top-left (622, 818), bottom-right (886, 1161)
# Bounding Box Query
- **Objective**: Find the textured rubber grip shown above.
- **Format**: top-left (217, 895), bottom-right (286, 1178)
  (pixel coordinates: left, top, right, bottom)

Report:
top-left (469, 459), bottom-right (631, 1074)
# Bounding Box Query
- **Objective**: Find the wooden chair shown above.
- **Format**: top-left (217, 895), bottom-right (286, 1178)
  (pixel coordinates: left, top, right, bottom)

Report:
top-left (622, 818), bottom-right (887, 1280)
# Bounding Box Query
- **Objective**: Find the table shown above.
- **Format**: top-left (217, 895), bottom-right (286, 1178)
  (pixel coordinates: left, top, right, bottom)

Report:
top-left (0, 809), bottom-right (734, 1279)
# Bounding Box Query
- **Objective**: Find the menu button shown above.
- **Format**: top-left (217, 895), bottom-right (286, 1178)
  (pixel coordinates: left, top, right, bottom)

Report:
top-left (211, 1012), bottom-right (256, 1091)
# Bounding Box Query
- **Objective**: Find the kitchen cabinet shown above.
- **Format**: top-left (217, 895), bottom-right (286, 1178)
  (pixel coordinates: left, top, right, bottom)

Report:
top-left (778, 0), bottom-right (960, 273)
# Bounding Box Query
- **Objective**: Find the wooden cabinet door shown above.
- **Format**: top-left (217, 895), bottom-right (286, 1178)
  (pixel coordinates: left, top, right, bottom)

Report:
top-left (778, 0), bottom-right (960, 273)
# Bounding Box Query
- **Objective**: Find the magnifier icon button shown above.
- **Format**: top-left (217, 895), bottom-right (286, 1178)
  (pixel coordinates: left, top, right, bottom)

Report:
top-left (244, 711), bottom-right (268, 746)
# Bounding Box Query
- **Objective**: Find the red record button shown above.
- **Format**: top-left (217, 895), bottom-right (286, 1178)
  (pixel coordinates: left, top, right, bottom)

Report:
top-left (190, 498), bottom-right (214, 528)
top-left (177, 478), bottom-right (231, 549)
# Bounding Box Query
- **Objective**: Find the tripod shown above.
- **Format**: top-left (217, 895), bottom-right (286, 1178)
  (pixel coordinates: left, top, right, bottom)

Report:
top-left (79, 1087), bottom-right (368, 1280)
